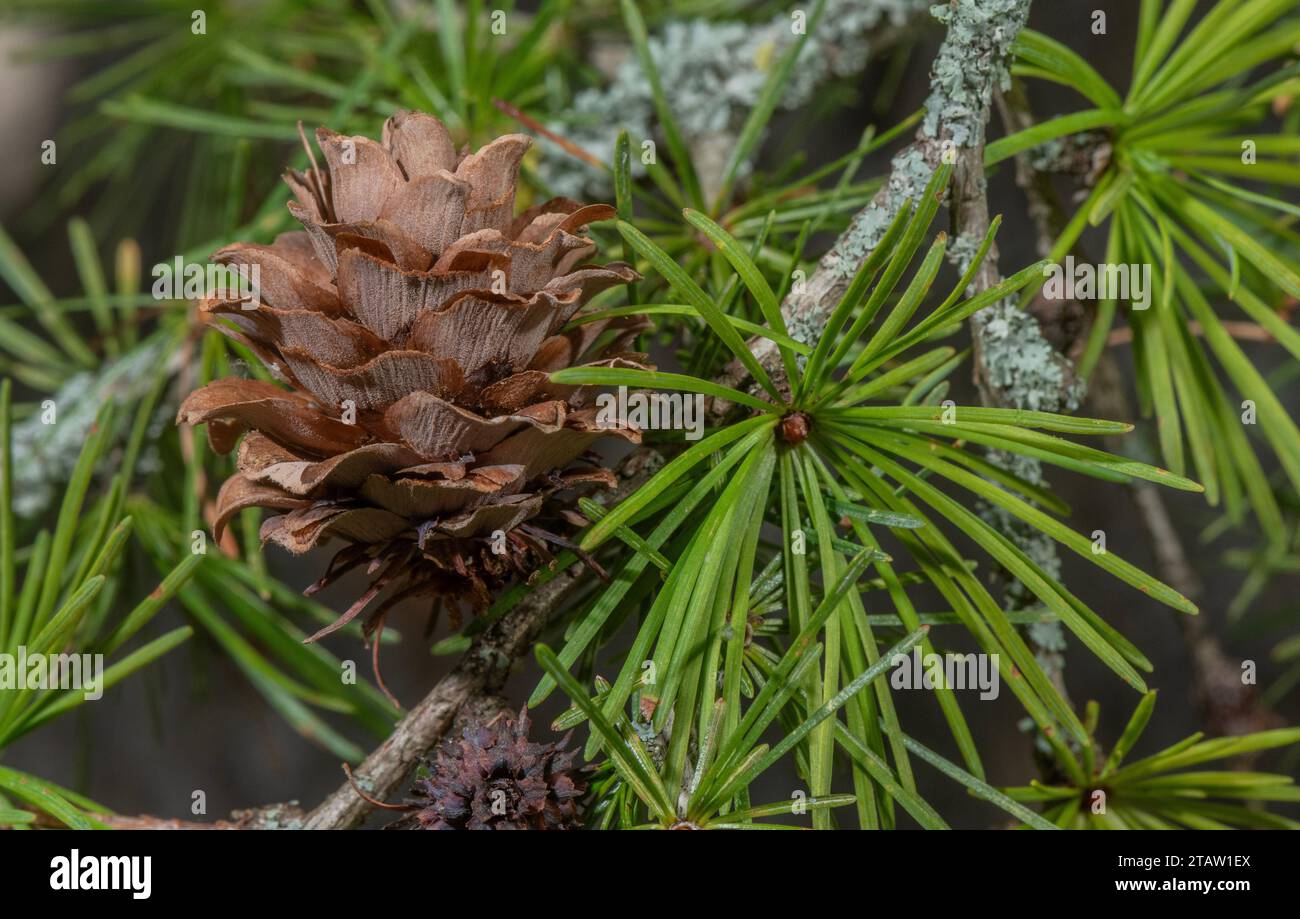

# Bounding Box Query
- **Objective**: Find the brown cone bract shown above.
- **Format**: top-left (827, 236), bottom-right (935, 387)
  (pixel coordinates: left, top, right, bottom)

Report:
top-left (177, 111), bottom-right (647, 614)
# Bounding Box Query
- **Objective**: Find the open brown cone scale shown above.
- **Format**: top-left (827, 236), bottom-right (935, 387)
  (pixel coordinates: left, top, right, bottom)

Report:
top-left (178, 111), bottom-right (647, 667)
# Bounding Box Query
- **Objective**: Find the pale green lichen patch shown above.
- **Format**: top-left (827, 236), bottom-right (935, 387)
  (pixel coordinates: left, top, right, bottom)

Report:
top-left (11, 335), bottom-right (172, 518)
top-left (973, 299), bottom-right (1084, 414)
top-left (541, 0), bottom-right (931, 199)
top-left (806, 0), bottom-right (1032, 315)
top-left (923, 0), bottom-right (1030, 149)
top-left (922, 2), bottom-right (1076, 666)
top-left (817, 147), bottom-right (936, 297)
top-left (972, 298), bottom-right (1083, 635)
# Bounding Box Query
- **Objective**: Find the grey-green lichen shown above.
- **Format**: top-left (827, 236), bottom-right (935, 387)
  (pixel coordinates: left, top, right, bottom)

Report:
top-left (921, 1), bottom-right (1079, 676)
top-left (977, 448), bottom-right (1062, 597)
top-left (539, 0), bottom-right (931, 199)
top-left (924, 0), bottom-right (1031, 292)
top-left (231, 801), bottom-right (306, 830)
top-left (976, 448), bottom-right (1068, 676)
top-left (796, 0), bottom-right (1031, 333)
top-left (971, 298), bottom-right (1084, 415)
top-left (945, 231), bottom-right (984, 280)
top-left (12, 336), bottom-right (174, 518)
top-left (1027, 617), bottom-right (1068, 678)
top-left (972, 297), bottom-right (1082, 642)
top-left (814, 146), bottom-right (936, 298)
top-left (923, 0), bottom-right (1030, 149)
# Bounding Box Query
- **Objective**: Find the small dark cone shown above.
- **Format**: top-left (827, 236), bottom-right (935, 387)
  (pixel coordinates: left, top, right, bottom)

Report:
top-left (408, 708), bottom-right (588, 830)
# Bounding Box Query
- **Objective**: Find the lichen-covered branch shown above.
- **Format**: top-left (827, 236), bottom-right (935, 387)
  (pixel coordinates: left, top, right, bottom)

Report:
top-left (74, 803), bottom-right (307, 831)
top-left (12, 335), bottom-right (177, 519)
top-left (740, 0), bottom-right (1043, 385)
top-left (901, 0), bottom-right (1081, 692)
top-left (919, 0), bottom-right (1080, 415)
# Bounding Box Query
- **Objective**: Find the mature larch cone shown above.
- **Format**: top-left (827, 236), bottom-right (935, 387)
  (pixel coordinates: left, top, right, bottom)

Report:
top-left (177, 111), bottom-right (647, 647)
top-left (404, 708), bottom-right (588, 830)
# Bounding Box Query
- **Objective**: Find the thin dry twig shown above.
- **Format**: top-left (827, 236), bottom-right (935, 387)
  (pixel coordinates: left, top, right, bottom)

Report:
top-left (493, 97), bottom-right (606, 169)
top-left (1106, 320), bottom-right (1283, 346)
